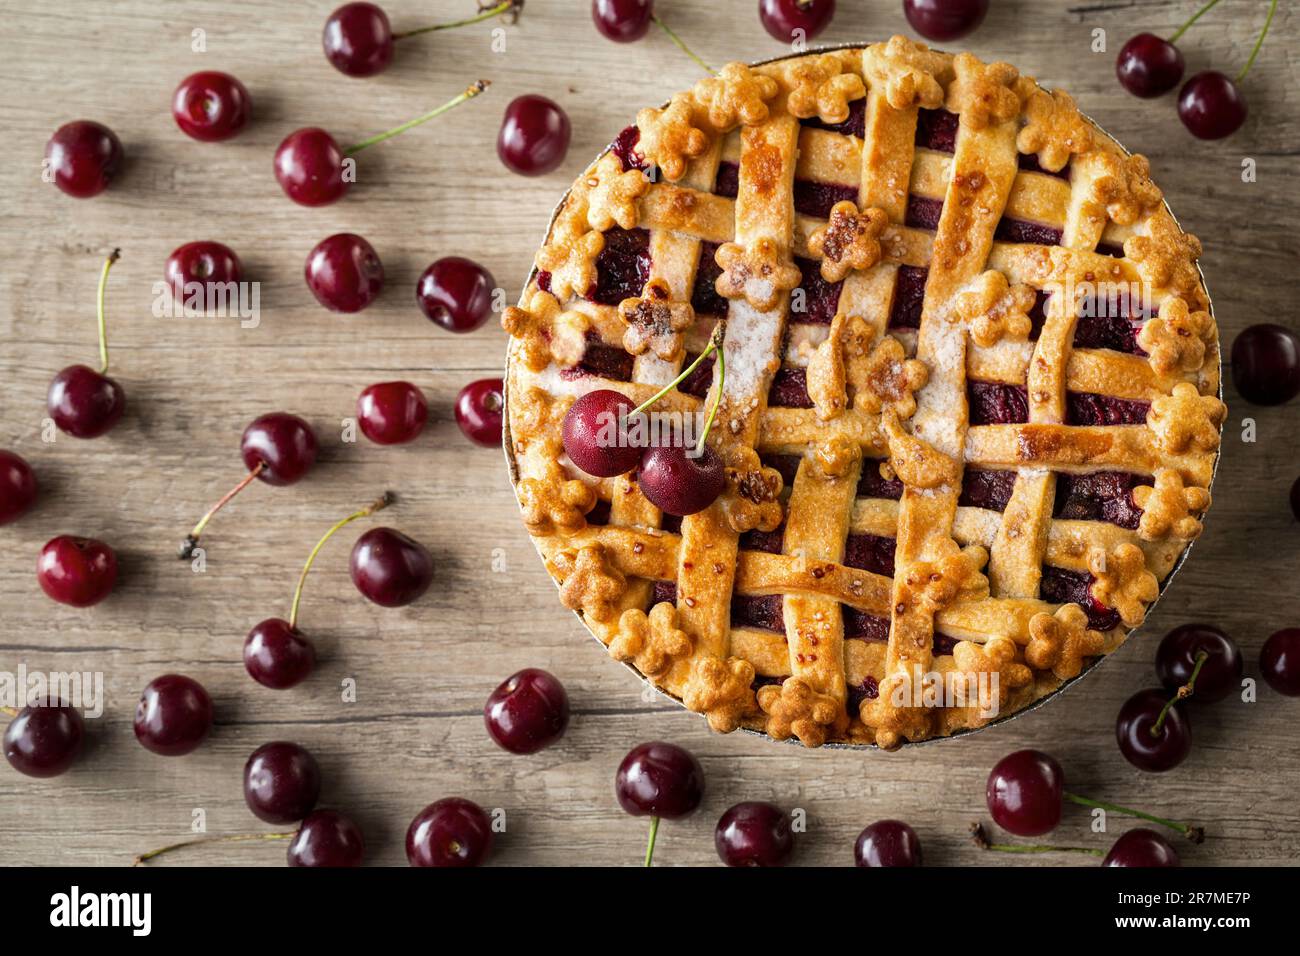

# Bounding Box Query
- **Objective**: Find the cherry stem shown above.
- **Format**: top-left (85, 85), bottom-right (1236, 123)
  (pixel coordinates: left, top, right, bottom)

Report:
top-left (697, 329), bottom-right (726, 449)
top-left (179, 462), bottom-right (266, 559)
top-left (1062, 793), bottom-right (1204, 843)
top-left (1151, 650), bottom-right (1206, 736)
top-left (971, 823), bottom-right (1103, 857)
top-left (1169, 0), bottom-right (1223, 43)
top-left (644, 815), bottom-right (660, 867)
top-left (288, 492), bottom-right (393, 630)
top-left (0, 706), bottom-right (17, 718)
top-left (1238, 0), bottom-right (1278, 83)
top-left (344, 80), bottom-right (490, 155)
top-left (393, 0), bottom-right (519, 39)
top-left (95, 248), bottom-right (120, 375)
top-left (651, 14), bottom-right (715, 74)
top-left (133, 831), bottom-right (294, 866)
top-left (631, 323), bottom-right (726, 416)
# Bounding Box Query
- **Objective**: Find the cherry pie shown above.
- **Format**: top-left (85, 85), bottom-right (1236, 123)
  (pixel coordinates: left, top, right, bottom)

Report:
top-left (502, 38), bottom-right (1222, 749)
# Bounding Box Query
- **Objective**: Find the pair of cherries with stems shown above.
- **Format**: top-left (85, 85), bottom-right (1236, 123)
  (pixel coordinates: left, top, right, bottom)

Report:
top-left (562, 325), bottom-right (728, 517)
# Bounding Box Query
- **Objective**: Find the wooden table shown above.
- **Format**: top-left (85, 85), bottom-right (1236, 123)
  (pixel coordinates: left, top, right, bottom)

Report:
top-left (1, 0), bottom-right (1296, 867)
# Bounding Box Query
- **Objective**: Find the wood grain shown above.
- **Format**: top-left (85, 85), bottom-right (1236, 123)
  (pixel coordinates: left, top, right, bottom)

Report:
top-left (0, 0), bottom-right (1296, 867)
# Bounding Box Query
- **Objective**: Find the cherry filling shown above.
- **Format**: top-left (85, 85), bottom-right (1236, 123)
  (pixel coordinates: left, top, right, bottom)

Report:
top-left (905, 195), bottom-right (944, 230)
top-left (610, 125), bottom-right (649, 172)
top-left (731, 594), bottom-right (785, 632)
top-left (1039, 565), bottom-right (1123, 632)
top-left (713, 162), bottom-right (739, 199)
top-left (800, 99), bottom-right (867, 139)
top-left (1073, 289), bottom-right (1151, 354)
top-left (968, 381), bottom-right (1029, 425)
top-left (843, 533), bottom-right (896, 577)
top-left (856, 460), bottom-right (904, 500)
top-left (1017, 152), bottom-right (1070, 181)
top-left (1095, 241), bottom-right (1125, 259)
top-left (651, 580), bottom-right (677, 605)
top-left (586, 499), bottom-right (612, 526)
top-left (1054, 472), bottom-right (1144, 529)
top-left (793, 180), bottom-right (858, 220)
top-left (766, 368), bottom-right (814, 408)
top-left (740, 526), bottom-right (785, 554)
top-left (842, 612), bottom-right (960, 656)
top-left (959, 468), bottom-right (1018, 512)
top-left (762, 454), bottom-right (802, 488)
top-left (995, 217), bottom-right (1063, 246)
top-left (676, 351), bottom-right (715, 398)
top-left (590, 227), bottom-right (651, 305)
top-left (915, 108), bottom-right (959, 153)
top-left (1066, 391), bottom-right (1150, 426)
top-left (558, 332), bottom-right (635, 382)
top-left (1028, 290), bottom-right (1051, 339)
top-left (846, 672), bottom-right (879, 710)
top-left (792, 256), bottom-right (842, 324)
top-left (690, 240), bottom-right (728, 318)
top-left (751, 674), bottom-right (786, 692)
top-left (887, 265), bottom-right (929, 330)
top-left (659, 514), bottom-right (683, 535)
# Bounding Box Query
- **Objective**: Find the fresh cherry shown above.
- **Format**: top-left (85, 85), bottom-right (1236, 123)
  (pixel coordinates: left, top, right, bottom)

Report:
top-left (49, 249), bottom-right (125, 439)
top-left (45, 120), bottom-right (123, 198)
top-left (593, 0), bottom-right (654, 42)
top-left (1116, 33), bottom-right (1184, 98)
top-left (133, 674), bottom-right (213, 756)
top-left (3, 704), bottom-right (84, 778)
top-left (1102, 828), bottom-right (1181, 867)
top-left (244, 742), bottom-right (322, 824)
top-left (638, 444), bottom-right (725, 516)
top-left (305, 233), bottom-right (384, 314)
top-left (715, 801), bottom-right (793, 867)
top-left (759, 0), bottom-right (835, 43)
top-left (172, 71), bottom-right (251, 142)
top-left (563, 389), bottom-right (641, 477)
top-left (1116, 688), bottom-right (1191, 772)
top-left (484, 668), bottom-right (570, 754)
top-left (417, 256), bottom-right (496, 332)
top-left (358, 381), bottom-right (427, 444)
top-left (1178, 71), bottom-right (1247, 140)
top-left (1231, 324), bottom-right (1300, 406)
top-left (1155, 624), bottom-right (1242, 702)
top-left (455, 378), bottom-right (505, 447)
top-left (854, 820), bottom-right (922, 867)
top-left (0, 451), bottom-right (38, 526)
top-left (902, 0), bottom-right (988, 42)
top-left (324, 1), bottom-right (521, 77)
top-left (287, 810), bottom-right (365, 867)
top-left (406, 797), bottom-right (493, 867)
top-left (616, 742), bottom-right (704, 865)
top-left (37, 535), bottom-right (117, 607)
top-left (1260, 628), bottom-right (1300, 696)
top-left (498, 95), bottom-right (571, 176)
top-left (165, 241), bottom-right (243, 308)
top-left (350, 527), bottom-right (434, 607)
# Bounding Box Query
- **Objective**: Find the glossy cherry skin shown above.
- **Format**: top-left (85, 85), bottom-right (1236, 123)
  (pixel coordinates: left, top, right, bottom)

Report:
top-left (288, 810), bottom-right (365, 867)
top-left (48, 365), bottom-right (125, 439)
top-left (1155, 624), bottom-right (1242, 702)
top-left (274, 127), bottom-right (349, 206)
top-left (357, 381), bottom-right (428, 445)
top-left (133, 674), bottom-right (213, 756)
top-left (406, 797), bottom-right (493, 867)
top-left (350, 527), bottom-right (434, 607)
top-left (244, 618), bottom-right (317, 689)
top-left (37, 535), bottom-right (117, 607)
top-left (1260, 628), bottom-right (1300, 696)
top-left (1231, 324), bottom-right (1300, 406)
top-left (615, 742), bottom-right (704, 819)
top-left (323, 2), bottom-right (394, 77)
top-left (240, 413), bottom-right (318, 486)
top-left (45, 121), bottom-right (123, 198)
top-left (902, 0), bottom-right (988, 42)
top-left (0, 451), bottom-right (38, 526)
top-left (484, 668), bottom-right (570, 754)
top-left (638, 444), bottom-right (725, 516)
top-left (455, 378), bottom-right (505, 447)
top-left (1116, 33), bottom-right (1184, 98)
top-left (3, 705), bottom-right (84, 778)
top-left (563, 389), bottom-right (641, 477)
top-left (172, 71), bottom-right (251, 142)
top-left (715, 801), bottom-right (793, 867)
top-left (165, 241), bottom-right (243, 304)
top-left (1116, 688), bottom-right (1191, 773)
top-left (244, 742), bottom-right (322, 824)
top-left (1178, 71), bottom-right (1247, 140)
top-left (759, 0), bottom-right (836, 43)
top-left (986, 749), bottom-right (1063, 836)
top-left (854, 820), bottom-right (922, 867)
top-left (592, 0), bottom-right (653, 42)
top-left (417, 257), bottom-right (496, 332)
top-left (306, 233), bottom-right (384, 313)
top-left (497, 95), bottom-right (571, 176)
top-left (1102, 828), bottom-right (1181, 867)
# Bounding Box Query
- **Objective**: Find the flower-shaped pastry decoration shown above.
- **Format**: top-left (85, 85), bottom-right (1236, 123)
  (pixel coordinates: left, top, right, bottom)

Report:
top-left (881, 407), bottom-right (958, 490)
top-left (692, 62), bottom-right (780, 131)
top-left (1090, 151), bottom-right (1163, 226)
top-left (807, 201), bottom-right (889, 283)
top-left (1136, 296), bottom-right (1217, 377)
top-left (758, 677), bottom-right (848, 748)
top-left (534, 220), bottom-right (605, 302)
top-left (953, 270), bottom-right (1036, 348)
top-left (517, 461), bottom-right (597, 536)
top-left (897, 541), bottom-right (990, 615)
top-left (863, 35), bottom-right (947, 110)
top-left (714, 237), bottom-right (802, 311)
top-left (502, 291), bottom-right (590, 372)
top-left (1124, 214), bottom-right (1206, 310)
top-left (784, 54), bottom-right (866, 125)
top-left (1133, 468), bottom-right (1211, 542)
top-left (1146, 382), bottom-right (1226, 455)
top-left (609, 602), bottom-right (692, 679)
top-left (810, 433), bottom-right (862, 481)
top-left (719, 445), bottom-right (784, 534)
top-left (1087, 543), bottom-right (1158, 628)
top-left (856, 336), bottom-right (929, 420)
top-left (553, 543), bottom-right (627, 624)
top-left (618, 278), bottom-right (695, 362)
top-left (682, 655), bottom-right (757, 733)
top-left (635, 93), bottom-right (710, 183)
top-left (860, 668), bottom-right (934, 751)
top-left (585, 152), bottom-right (650, 232)
top-left (1016, 87), bottom-right (1093, 173)
top-left (945, 53), bottom-right (1021, 130)
top-left (951, 636), bottom-right (1032, 711)
top-left (1025, 603), bottom-right (1105, 680)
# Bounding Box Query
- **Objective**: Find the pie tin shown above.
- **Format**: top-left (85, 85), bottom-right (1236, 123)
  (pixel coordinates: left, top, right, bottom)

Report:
top-left (501, 43), bottom-right (1221, 749)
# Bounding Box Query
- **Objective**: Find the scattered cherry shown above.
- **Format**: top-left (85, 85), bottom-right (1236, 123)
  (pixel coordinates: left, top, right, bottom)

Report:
top-left (854, 820), bottom-right (922, 867)
top-left (406, 797), bottom-right (493, 867)
top-left (165, 241), bottom-right (243, 307)
top-left (1260, 628), bottom-right (1300, 696)
top-left (3, 703), bottom-right (84, 778)
top-left (45, 120), bottom-right (123, 198)
top-left (171, 71), bottom-right (251, 142)
top-left (37, 535), bottom-right (118, 607)
top-left (1102, 828), bottom-right (1181, 867)
top-left (357, 381), bottom-right (428, 444)
top-left (1155, 624), bottom-right (1242, 702)
top-left (1231, 324), bottom-right (1300, 406)
top-left (1116, 33), bottom-right (1184, 98)
top-left (498, 95), bottom-right (571, 176)
top-left (133, 674), bottom-right (213, 757)
top-left (562, 389), bottom-right (641, 477)
top-left (306, 233), bottom-right (384, 314)
top-left (1116, 688), bottom-right (1191, 772)
top-left (615, 742), bottom-right (704, 866)
top-left (244, 742), bottom-right (322, 824)
top-left (902, 0), bottom-right (988, 42)
top-left (593, 0), bottom-right (654, 42)
top-left (455, 378), bottom-right (505, 447)
top-left (759, 0), bottom-right (835, 43)
top-left (49, 249), bottom-right (125, 439)
top-left (350, 527), bottom-right (434, 607)
top-left (0, 450), bottom-right (38, 526)
top-left (484, 668), bottom-right (570, 754)
top-left (715, 801), bottom-right (793, 867)
top-left (287, 810), bottom-right (365, 867)
top-left (639, 444), bottom-right (725, 516)
top-left (324, 1), bottom-right (521, 77)
top-left (417, 256), bottom-right (496, 332)
top-left (1178, 71), bottom-right (1247, 140)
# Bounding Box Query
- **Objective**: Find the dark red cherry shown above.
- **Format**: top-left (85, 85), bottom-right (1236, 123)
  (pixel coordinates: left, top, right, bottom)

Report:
top-left (638, 443), bottom-right (725, 516)
top-left (902, 0), bottom-right (988, 42)
top-left (288, 810), bottom-right (365, 867)
top-left (455, 378), bottom-right (505, 447)
top-left (854, 820), bottom-right (922, 867)
top-left (593, 0), bottom-right (654, 42)
top-left (3, 704), bottom-right (84, 778)
top-left (243, 741), bottom-right (322, 824)
top-left (37, 535), bottom-right (117, 607)
top-left (484, 668), bottom-right (570, 754)
top-left (1116, 688), bottom-right (1191, 772)
top-left (48, 365), bottom-right (125, 439)
top-left (357, 381), bottom-right (428, 445)
top-left (759, 0), bottom-right (836, 43)
top-left (0, 450), bottom-right (38, 526)
top-left (350, 527), bottom-right (434, 607)
top-left (498, 95), bottom-right (571, 176)
top-left (1260, 628), bottom-right (1300, 696)
top-left (243, 618), bottom-right (316, 689)
top-left (715, 801), bottom-right (793, 867)
top-left (1102, 828), bottom-right (1181, 867)
top-left (615, 742), bottom-right (704, 819)
top-left (306, 233), bottom-right (384, 313)
top-left (1178, 71), bottom-right (1247, 140)
top-left (323, 2), bottom-right (394, 77)
top-left (1154, 624), bottom-right (1242, 703)
top-left (172, 71), bottom-right (251, 142)
top-left (406, 797), bottom-right (493, 867)
top-left (986, 749), bottom-right (1063, 836)
top-left (165, 241), bottom-right (243, 305)
top-left (133, 674), bottom-right (213, 757)
top-left (1231, 324), bottom-right (1300, 406)
top-left (562, 389), bottom-right (642, 477)
top-left (45, 121), bottom-right (123, 198)
top-left (417, 256), bottom-right (496, 332)
top-left (241, 413), bottom-right (318, 486)
top-left (1116, 33), bottom-right (1185, 98)
top-left (274, 127), bottom-right (348, 206)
